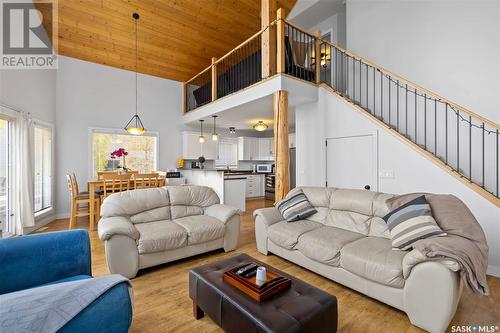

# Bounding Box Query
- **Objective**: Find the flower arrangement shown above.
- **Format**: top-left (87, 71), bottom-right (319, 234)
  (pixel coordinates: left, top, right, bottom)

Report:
top-left (110, 148), bottom-right (129, 171)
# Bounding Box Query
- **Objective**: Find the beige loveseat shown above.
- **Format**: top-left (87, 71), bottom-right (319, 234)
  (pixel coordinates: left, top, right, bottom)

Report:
top-left (254, 187), bottom-right (463, 333)
top-left (98, 185), bottom-right (240, 278)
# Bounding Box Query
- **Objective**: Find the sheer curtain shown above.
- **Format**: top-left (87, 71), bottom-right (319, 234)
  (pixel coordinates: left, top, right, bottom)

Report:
top-left (11, 113), bottom-right (35, 235)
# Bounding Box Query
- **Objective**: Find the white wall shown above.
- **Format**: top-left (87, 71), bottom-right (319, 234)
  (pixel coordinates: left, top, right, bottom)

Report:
top-left (55, 56), bottom-right (183, 217)
top-left (346, 0), bottom-right (500, 124)
top-left (0, 69), bottom-right (56, 123)
top-left (296, 88), bottom-right (500, 275)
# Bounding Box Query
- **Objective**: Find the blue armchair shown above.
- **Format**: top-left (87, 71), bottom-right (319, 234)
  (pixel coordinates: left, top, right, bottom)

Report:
top-left (0, 230), bottom-right (133, 332)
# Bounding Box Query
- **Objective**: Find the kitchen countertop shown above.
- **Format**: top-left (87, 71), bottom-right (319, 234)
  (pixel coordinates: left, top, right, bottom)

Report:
top-left (181, 169), bottom-right (267, 175)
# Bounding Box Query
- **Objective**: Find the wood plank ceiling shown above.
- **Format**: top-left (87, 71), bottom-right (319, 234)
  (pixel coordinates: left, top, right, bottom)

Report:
top-left (39, 0), bottom-right (296, 82)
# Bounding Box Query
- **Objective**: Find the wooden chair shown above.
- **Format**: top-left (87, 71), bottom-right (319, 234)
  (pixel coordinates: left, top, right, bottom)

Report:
top-left (133, 173), bottom-right (160, 189)
top-left (101, 173), bottom-right (132, 199)
top-left (97, 170), bottom-right (118, 180)
top-left (66, 174), bottom-right (100, 230)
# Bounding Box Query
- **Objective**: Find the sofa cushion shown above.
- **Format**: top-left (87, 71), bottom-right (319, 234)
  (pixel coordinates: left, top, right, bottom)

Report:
top-left (340, 237), bottom-right (407, 288)
top-left (135, 221), bottom-right (187, 254)
top-left (173, 215), bottom-right (225, 245)
top-left (170, 205), bottom-right (203, 219)
top-left (130, 206), bottom-right (171, 224)
top-left (325, 210), bottom-right (371, 235)
top-left (100, 187), bottom-right (170, 218)
top-left (296, 226), bottom-right (364, 266)
top-left (167, 185), bottom-right (219, 208)
top-left (267, 220), bottom-right (322, 250)
top-left (383, 195), bottom-right (446, 250)
top-left (276, 189), bottom-right (317, 222)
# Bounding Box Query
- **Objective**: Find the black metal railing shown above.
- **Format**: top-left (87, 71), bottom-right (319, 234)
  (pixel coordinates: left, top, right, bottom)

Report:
top-left (320, 40), bottom-right (500, 199)
top-left (283, 23), bottom-right (316, 83)
top-left (185, 67), bottom-right (212, 112)
top-left (216, 33), bottom-right (262, 99)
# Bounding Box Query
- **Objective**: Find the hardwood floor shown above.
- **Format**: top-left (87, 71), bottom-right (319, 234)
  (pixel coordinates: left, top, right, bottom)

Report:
top-left (39, 198), bottom-right (500, 333)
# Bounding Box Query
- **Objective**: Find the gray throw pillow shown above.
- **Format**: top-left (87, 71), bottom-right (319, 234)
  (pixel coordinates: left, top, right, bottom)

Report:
top-left (383, 195), bottom-right (446, 250)
top-left (276, 189), bottom-right (317, 222)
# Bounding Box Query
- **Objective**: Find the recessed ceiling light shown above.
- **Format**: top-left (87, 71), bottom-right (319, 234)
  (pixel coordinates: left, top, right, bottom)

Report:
top-left (253, 121), bottom-right (268, 131)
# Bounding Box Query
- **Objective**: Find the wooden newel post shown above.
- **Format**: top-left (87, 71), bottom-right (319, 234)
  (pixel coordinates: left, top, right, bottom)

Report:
top-left (261, 0), bottom-right (277, 78)
top-left (211, 57), bottom-right (217, 101)
top-left (314, 30), bottom-right (321, 84)
top-left (276, 8), bottom-right (286, 74)
top-left (273, 90), bottom-right (290, 202)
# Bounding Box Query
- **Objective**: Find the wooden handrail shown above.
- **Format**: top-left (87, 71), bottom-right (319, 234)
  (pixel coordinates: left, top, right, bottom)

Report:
top-left (282, 18), bottom-right (499, 130)
top-left (185, 64), bottom-right (212, 85)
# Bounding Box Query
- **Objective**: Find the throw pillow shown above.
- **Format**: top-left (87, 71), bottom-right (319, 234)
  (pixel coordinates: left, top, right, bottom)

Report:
top-left (383, 195), bottom-right (446, 250)
top-left (276, 189), bottom-right (317, 222)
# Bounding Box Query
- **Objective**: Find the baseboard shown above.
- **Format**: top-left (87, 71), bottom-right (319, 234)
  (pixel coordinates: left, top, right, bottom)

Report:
top-left (23, 213), bottom-right (56, 234)
top-left (487, 265), bottom-right (500, 277)
top-left (55, 212), bottom-right (70, 220)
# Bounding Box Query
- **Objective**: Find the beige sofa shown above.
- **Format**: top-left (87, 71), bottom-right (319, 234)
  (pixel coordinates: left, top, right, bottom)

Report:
top-left (98, 185), bottom-right (240, 278)
top-left (254, 187), bottom-right (463, 333)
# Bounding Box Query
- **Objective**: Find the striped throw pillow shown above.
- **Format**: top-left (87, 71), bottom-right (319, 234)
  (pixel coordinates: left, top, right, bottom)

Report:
top-left (383, 195), bottom-right (446, 250)
top-left (276, 189), bottom-right (318, 222)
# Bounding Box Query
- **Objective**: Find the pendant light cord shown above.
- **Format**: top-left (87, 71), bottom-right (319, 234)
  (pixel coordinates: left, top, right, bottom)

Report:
top-left (135, 15), bottom-right (138, 120)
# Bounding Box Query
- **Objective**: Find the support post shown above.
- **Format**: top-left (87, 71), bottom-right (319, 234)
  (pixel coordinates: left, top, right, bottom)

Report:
top-left (314, 30), bottom-right (321, 84)
top-left (276, 8), bottom-right (285, 74)
top-left (273, 90), bottom-right (290, 201)
top-left (261, 0), bottom-right (277, 78)
top-left (211, 57), bottom-right (217, 101)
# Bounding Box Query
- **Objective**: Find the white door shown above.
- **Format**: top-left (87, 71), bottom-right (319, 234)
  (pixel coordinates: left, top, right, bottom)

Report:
top-left (326, 134), bottom-right (377, 191)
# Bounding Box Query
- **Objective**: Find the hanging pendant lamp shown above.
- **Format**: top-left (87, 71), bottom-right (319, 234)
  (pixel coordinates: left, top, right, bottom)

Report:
top-left (198, 120), bottom-right (205, 143)
top-left (125, 12), bottom-right (146, 135)
top-left (212, 115), bottom-right (219, 141)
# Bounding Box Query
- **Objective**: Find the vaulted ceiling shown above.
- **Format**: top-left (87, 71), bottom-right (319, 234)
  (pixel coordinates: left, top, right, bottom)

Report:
top-left (38, 0), bottom-right (296, 82)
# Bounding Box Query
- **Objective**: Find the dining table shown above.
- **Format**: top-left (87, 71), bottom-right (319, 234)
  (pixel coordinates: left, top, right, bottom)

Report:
top-left (87, 178), bottom-right (166, 229)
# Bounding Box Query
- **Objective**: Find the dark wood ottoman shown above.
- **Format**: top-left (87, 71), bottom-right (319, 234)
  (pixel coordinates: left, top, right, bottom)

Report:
top-left (189, 253), bottom-right (338, 333)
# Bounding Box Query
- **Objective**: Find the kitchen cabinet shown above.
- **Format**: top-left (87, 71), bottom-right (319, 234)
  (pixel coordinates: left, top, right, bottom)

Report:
top-left (182, 132), bottom-right (217, 160)
top-left (245, 174), bottom-right (264, 198)
top-left (238, 137), bottom-right (274, 161)
top-left (258, 137), bottom-right (274, 160)
top-left (238, 137), bottom-right (259, 160)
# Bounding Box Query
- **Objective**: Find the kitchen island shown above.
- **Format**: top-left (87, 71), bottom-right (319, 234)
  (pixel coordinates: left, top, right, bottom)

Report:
top-left (181, 169), bottom-right (265, 211)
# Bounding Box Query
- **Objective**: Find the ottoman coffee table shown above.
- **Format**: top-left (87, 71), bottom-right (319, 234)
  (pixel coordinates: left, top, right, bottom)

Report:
top-left (189, 253), bottom-right (338, 333)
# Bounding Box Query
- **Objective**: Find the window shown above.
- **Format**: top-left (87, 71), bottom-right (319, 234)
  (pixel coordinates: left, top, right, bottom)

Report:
top-left (0, 118), bottom-right (10, 231)
top-left (34, 125), bottom-right (53, 213)
top-left (91, 129), bottom-right (158, 175)
top-left (215, 138), bottom-right (238, 168)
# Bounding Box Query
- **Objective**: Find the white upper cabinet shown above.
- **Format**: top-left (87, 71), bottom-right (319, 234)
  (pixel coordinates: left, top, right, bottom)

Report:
top-left (258, 138), bottom-right (274, 160)
top-left (182, 132), bottom-right (218, 160)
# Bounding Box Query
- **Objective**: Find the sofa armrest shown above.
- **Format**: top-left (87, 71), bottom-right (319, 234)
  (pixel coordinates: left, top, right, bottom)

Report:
top-left (402, 249), bottom-right (460, 279)
top-left (98, 216), bottom-right (139, 241)
top-left (204, 204), bottom-right (241, 224)
top-left (0, 230), bottom-right (91, 295)
top-left (253, 207), bottom-right (283, 226)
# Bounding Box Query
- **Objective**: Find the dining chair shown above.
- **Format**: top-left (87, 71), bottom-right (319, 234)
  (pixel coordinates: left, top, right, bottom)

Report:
top-left (133, 173), bottom-right (160, 189)
top-left (66, 174), bottom-right (100, 230)
top-left (97, 170), bottom-right (118, 180)
top-left (101, 173), bottom-right (132, 199)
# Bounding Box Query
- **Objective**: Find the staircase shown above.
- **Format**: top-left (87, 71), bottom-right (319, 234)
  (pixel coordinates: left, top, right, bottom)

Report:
top-left (316, 40), bottom-right (499, 206)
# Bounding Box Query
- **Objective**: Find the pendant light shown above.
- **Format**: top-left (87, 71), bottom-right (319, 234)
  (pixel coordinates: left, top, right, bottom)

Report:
top-left (198, 120), bottom-right (205, 143)
top-left (211, 115), bottom-right (219, 141)
top-left (253, 120), bottom-right (268, 131)
top-left (124, 12), bottom-right (146, 135)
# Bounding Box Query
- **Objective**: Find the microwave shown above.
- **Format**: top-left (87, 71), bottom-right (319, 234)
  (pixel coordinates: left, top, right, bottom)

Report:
top-left (256, 164), bottom-right (272, 173)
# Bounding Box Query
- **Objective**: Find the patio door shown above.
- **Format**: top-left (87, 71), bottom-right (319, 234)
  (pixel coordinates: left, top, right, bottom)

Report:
top-left (0, 117), bottom-right (12, 236)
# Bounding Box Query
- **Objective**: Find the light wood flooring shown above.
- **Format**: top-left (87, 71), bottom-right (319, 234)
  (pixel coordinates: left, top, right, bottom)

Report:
top-left (38, 199), bottom-right (500, 333)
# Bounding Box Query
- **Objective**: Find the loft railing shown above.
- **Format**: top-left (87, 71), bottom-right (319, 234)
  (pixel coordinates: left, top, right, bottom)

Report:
top-left (184, 28), bottom-right (267, 112)
top-left (317, 39), bottom-right (500, 201)
top-left (182, 14), bottom-right (499, 202)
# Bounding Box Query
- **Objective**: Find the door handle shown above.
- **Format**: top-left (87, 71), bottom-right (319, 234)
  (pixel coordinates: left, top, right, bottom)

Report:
top-left (364, 185), bottom-right (371, 190)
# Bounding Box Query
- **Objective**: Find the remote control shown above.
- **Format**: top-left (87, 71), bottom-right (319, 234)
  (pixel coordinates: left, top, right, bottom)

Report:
top-left (242, 266), bottom-right (258, 278)
top-left (236, 263), bottom-right (257, 276)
